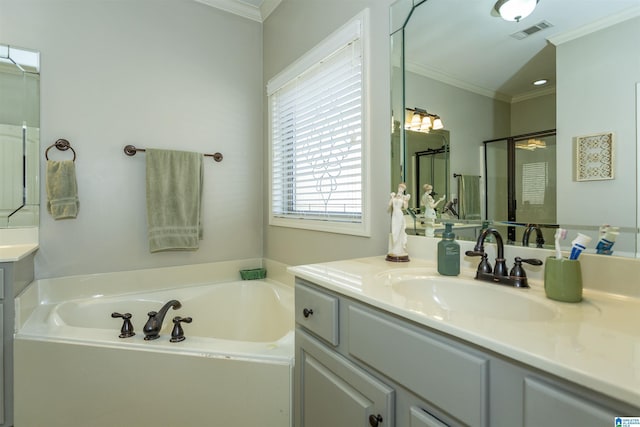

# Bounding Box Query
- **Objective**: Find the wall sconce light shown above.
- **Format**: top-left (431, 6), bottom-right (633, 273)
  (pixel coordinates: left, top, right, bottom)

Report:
top-left (494, 0), bottom-right (539, 22)
top-left (405, 108), bottom-right (444, 133)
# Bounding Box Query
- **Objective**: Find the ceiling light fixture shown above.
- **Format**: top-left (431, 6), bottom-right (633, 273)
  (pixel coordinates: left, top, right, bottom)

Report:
top-left (533, 79), bottom-right (548, 86)
top-left (494, 0), bottom-right (539, 23)
top-left (516, 138), bottom-right (546, 150)
top-left (405, 108), bottom-right (445, 134)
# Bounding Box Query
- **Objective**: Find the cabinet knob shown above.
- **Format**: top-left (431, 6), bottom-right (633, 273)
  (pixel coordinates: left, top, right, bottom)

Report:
top-left (368, 414), bottom-right (383, 426)
top-left (303, 308), bottom-right (314, 318)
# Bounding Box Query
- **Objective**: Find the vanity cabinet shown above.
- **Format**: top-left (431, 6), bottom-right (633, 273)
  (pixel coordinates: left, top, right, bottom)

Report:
top-left (0, 253), bottom-right (35, 427)
top-left (294, 278), bottom-right (639, 427)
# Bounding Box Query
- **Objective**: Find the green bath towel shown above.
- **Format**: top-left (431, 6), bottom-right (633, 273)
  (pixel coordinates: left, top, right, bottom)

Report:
top-left (146, 149), bottom-right (203, 253)
top-left (46, 160), bottom-right (79, 219)
top-left (458, 174), bottom-right (481, 220)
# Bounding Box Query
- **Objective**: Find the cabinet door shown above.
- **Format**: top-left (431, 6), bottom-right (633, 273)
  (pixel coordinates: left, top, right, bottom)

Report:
top-left (296, 329), bottom-right (394, 427)
top-left (410, 406), bottom-right (448, 427)
top-left (0, 304), bottom-right (4, 424)
top-left (523, 377), bottom-right (616, 427)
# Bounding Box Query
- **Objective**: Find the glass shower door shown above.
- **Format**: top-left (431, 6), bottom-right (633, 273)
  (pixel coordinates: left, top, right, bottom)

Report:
top-left (484, 130), bottom-right (557, 244)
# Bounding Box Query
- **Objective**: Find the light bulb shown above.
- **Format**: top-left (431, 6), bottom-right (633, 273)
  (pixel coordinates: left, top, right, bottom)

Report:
top-left (420, 116), bottom-right (432, 132)
top-left (432, 117), bottom-right (444, 130)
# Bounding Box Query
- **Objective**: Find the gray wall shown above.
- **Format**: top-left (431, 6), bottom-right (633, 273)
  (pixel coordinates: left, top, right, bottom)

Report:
top-left (404, 71), bottom-right (510, 209)
top-left (263, 0), bottom-right (394, 266)
top-left (556, 17), bottom-right (639, 229)
top-left (1, 0), bottom-right (264, 278)
top-left (511, 93), bottom-right (556, 136)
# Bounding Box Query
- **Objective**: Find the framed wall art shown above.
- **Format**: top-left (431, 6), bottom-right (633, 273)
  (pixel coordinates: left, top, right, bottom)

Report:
top-left (574, 132), bottom-right (615, 181)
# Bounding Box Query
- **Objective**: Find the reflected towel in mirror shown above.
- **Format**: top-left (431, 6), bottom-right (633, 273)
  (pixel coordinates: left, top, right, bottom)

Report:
top-left (146, 149), bottom-right (203, 253)
top-left (458, 175), bottom-right (481, 220)
top-left (46, 160), bottom-right (79, 219)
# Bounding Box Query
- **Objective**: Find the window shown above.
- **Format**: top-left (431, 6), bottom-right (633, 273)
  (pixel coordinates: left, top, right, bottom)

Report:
top-left (267, 10), bottom-right (370, 236)
top-left (522, 162), bottom-right (548, 205)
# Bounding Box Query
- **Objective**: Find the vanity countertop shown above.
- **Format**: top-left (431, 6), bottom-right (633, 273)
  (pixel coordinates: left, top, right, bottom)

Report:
top-left (0, 244), bottom-right (39, 262)
top-left (289, 256), bottom-right (640, 408)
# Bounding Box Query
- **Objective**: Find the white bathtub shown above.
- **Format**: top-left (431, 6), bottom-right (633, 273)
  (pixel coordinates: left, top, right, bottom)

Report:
top-left (15, 263), bottom-right (294, 427)
top-left (27, 280), bottom-right (294, 360)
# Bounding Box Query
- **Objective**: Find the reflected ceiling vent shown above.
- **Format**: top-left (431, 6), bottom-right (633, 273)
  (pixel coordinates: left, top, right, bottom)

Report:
top-left (511, 21), bottom-right (553, 40)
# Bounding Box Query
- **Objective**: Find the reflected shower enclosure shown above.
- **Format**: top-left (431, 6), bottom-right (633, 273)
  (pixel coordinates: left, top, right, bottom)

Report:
top-left (393, 128), bottom-right (450, 211)
top-left (484, 130), bottom-right (557, 243)
top-left (0, 44), bottom-right (40, 227)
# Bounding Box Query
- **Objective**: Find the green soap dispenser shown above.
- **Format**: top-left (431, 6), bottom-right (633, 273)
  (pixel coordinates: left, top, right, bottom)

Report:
top-left (438, 223), bottom-right (460, 276)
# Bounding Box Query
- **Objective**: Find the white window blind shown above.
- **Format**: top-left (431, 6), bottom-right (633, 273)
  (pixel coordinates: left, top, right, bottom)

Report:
top-left (522, 162), bottom-right (548, 205)
top-left (268, 11), bottom-right (369, 236)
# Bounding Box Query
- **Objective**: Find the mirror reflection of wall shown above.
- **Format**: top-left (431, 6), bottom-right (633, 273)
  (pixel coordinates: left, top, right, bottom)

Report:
top-left (0, 44), bottom-right (40, 228)
top-left (390, 0), bottom-right (640, 257)
top-left (405, 129), bottom-right (449, 211)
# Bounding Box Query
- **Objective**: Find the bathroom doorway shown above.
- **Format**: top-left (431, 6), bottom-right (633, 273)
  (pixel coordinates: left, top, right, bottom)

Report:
top-left (484, 129), bottom-right (557, 244)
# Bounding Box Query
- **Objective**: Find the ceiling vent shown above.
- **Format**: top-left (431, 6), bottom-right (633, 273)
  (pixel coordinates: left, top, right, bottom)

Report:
top-left (511, 21), bottom-right (554, 40)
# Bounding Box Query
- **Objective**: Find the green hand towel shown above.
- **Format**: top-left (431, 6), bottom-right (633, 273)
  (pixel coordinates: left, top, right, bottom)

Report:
top-left (146, 149), bottom-right (203, 253)
top-left (458, 174), bottom-right (481, 220)
top-left (46, 160), bottom-right (79, 219)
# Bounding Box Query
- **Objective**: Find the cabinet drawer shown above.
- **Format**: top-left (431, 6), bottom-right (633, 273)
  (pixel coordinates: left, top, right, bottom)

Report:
top-left (349, 306), bottom-right (489, 427)
top-left (295, 281), bottom-right (339, 346)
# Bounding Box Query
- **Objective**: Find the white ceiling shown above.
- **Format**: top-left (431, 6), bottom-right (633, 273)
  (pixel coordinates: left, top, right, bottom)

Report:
top-left (194, 0), bottom-right (281, 22)
top-left (198, 0), bottom-right (640, 101)
top-left (404, 0), bottom-right (640, 102)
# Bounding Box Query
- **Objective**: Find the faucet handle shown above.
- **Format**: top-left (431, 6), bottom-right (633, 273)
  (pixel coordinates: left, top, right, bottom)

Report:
top-left (465, 250), bottom-right (484, 257)
top-left (509, 257), bottom-right (543, 288)
top-left (517, 257), bottom-right (543, 266)
top-left (465, 250), bottom-right (492, 275)
top-left (111, 312), bottom-right (135, 338)
top-left (170, 316), bottom-right (193, 343)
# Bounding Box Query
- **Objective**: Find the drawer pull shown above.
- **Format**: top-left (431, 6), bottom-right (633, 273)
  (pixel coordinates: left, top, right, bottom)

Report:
top-left (303, 308), bottom-right (314, 318)
top-left (369, 414), bottom-right (383, 426)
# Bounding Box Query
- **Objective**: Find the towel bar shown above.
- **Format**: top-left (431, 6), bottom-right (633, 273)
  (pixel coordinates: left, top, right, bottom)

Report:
top-left (46, 139), bottom-right (77, 161)
top-left (124, 145), bottom-right (223, 162)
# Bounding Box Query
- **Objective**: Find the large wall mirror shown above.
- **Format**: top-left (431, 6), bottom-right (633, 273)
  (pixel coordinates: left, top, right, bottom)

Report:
top-left (0, 44), bottom-right (40, 228)
top-left (391, 0), bottom-right (640, 257)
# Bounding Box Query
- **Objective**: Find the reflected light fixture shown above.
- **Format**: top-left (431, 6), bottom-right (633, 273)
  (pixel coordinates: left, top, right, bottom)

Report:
top-left (533, 78), bottom-right (548, 86)
top-left (494, 0), bottom-right (539, 22)
top-left (405, 108), bottom-right (444, 134)
top-left (516, 138), bottom-right (546, 150)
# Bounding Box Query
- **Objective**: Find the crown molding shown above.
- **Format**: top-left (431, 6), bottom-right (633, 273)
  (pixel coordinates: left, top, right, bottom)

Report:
top-left (511, 85), bottom-right (556, 103)
top-left (261, 0), bottom-right (282, 20)
top-left (194, 0), bottom-right (282, 22)
top-left (548, 5), bottom-right (640, 46)
top-left (194, 0), bottom-right (262, 22)
top-left (405, 61), bottom-right (511, 103)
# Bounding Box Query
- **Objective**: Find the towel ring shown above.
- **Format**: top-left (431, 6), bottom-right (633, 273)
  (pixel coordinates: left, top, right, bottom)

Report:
top-left (46, 139), bottom-right (77, 161)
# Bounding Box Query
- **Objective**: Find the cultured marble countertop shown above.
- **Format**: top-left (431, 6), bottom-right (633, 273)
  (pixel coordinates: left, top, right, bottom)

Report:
top-left (289, 256), bottom-right (640, 408)
top-left (0, 244), bottom-right (38, 262)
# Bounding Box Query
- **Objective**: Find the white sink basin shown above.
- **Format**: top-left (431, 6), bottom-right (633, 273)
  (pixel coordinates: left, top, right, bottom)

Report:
top-left (389, 274), bottom-right (558, 322)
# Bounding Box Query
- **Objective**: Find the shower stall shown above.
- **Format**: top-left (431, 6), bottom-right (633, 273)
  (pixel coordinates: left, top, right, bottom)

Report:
top-left (484, 129), bottom-right (557, 244)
